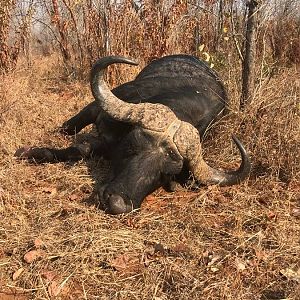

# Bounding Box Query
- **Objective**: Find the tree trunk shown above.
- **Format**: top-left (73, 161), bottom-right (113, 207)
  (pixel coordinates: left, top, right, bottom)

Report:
top-left (240, 0), bottom-right (259, 110)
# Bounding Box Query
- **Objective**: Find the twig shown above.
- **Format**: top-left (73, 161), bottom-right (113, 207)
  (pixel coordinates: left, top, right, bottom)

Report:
top-left (230, 2), bottom-right (244, 62)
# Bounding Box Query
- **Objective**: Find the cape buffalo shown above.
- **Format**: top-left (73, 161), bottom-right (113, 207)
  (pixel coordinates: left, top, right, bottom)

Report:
top-left (15, 55), bottom-right (251, 214)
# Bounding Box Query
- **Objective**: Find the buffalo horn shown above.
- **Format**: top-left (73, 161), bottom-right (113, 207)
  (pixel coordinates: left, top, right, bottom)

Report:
top-left (90, 56), bottom-right (251, 186)
top-left (90, 56), bottom-right (177, 132)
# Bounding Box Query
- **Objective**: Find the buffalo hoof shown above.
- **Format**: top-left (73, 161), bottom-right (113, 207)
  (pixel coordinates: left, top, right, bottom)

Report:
top-left (59, 122), bottom-right (77, 136)
top-left (14, 147), bottom-right (54, 163)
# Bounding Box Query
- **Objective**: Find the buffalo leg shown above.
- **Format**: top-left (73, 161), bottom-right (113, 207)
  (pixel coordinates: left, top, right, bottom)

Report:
top-left (14, 138), bottom-right (111, 163)
top-left (60, 101), bottom-right (101, 135)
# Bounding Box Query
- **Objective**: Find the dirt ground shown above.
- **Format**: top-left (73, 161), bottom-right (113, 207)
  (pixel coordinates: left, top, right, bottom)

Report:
top-left (0, 56), bottom-right (299, 299)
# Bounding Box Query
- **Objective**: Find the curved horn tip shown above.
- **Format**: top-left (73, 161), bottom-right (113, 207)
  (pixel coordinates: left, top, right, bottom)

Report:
top-left (232, 135), bottom-right (244, 149)
top-left (94, 56), bottom-right (139, 68)
top-left (231, 135), bottom-right (249, 160)
top-left (210, 135), bottom-right (251, 186)
top-left (231, 134), bottom-right (251, 179)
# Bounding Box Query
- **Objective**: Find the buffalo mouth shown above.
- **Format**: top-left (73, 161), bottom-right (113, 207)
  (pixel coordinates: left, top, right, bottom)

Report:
top-left (90, 56), bottom-right (251, 188)
top-left (99, 186), bottom-right (134, 215)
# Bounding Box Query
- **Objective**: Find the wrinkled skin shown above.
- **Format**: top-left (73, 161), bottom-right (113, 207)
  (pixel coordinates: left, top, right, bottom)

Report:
top-left (15, 55), bottom-right (237, 214)
top-left (99, 128), bottom-right (184, 213)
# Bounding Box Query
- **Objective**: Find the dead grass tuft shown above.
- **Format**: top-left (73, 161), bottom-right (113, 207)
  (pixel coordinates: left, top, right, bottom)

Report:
top-left (0, 56), bottom-right (299, 299)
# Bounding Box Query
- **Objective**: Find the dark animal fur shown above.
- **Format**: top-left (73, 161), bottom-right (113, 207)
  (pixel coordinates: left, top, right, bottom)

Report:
top-left (16, 55), bottom-right (228, 214)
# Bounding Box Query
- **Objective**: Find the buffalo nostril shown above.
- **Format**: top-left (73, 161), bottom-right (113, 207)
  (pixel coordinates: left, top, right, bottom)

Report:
top-left (97, 184), bottom-right (107, 199)
top-left (107, 194), bottom-right (132, 215)
top-left (103, 190), bottom-right (111, 202)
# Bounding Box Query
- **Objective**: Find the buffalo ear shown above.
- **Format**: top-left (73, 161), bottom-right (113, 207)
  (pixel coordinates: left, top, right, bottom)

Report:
top-left (162, 178), bottom-right (178, 192)
top-left (161, 157), bottom-right (183, 175)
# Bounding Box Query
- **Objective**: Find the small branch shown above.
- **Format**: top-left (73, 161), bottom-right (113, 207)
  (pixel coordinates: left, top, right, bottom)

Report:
top-left (190, 3), bottom-right (218, 18)
top-left (230, 4), bottom-right (244, 62)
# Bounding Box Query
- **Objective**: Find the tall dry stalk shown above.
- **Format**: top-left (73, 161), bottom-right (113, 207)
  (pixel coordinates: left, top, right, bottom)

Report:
top-left (0, 0), bottom-right (17, 73)
top-left (50, 0), bottom-right (71, 62)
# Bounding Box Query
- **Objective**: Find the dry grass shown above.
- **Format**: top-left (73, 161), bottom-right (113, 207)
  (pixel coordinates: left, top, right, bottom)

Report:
top-left (0, 55), bottom-right (299, 300)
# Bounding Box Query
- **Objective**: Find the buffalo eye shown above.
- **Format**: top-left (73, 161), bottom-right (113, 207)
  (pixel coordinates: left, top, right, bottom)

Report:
top-left (162, 150), bottom-right (183, 175)
top-left (168, 150), bottom-right (174, 158)
top-left (167, 148), bottom-right (178, 160)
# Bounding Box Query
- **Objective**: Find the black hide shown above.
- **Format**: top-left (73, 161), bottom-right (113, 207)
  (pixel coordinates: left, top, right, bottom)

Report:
top-left (16, 55), bottom-right (229, 214)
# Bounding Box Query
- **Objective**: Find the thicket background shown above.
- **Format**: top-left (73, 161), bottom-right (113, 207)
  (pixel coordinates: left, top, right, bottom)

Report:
top-left (1, 1), bottom-right (299, 73)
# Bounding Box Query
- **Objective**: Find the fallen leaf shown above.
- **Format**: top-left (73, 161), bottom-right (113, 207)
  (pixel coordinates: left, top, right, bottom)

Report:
top-left (67, 280), bottom-right (85, 299)
top-left (267, 211), bottom-right (277, 220)
top-left (235, 258), bottom-right (246, 271)
top-left (110, 253), bottom-right (142, 274)
top-left (291, 208), bottom-right (300, 218)
top-left (46, 275), bottom-right (72, 298)
top-left (199, 44), bottom-right (205, 52)
top-left (207, 254), bottom-right (221, 266)
top-left (143, 194), bottom-right (157, 203)
top-left (69, 193), bottom-right (80, 201)
top-left (59, 91), bottom-right (74, 101)
top-left (0, 186), bottom-right (4, 197)
top-left (24, 249), bottom-right (45, 263)
top-left (210, 266), bottom-right (219, 273)
top-left (12, 268), bottom-right (24, 281)
top-left (255, 249), bottom-right (268, 261)
top-left (203, 52), bottom-right (211, 62)
top-left (142, 195), bottom-right (168, 211)
top-left (144, 241), bottom-right (165, 256)
top-left (34, 238), bottom-right (44, 248)
top-left (125, 217), bottom-right (138, 229)
top-left (110, 254), bottom-right (131, 270)
top-left (41, 269), bottom-right (57, 281)
top-left (280, 268), bottom-right (300, 282)
top-left (48, 280), bottom-right (63, 297)
top-left (42, 187), bottom-right (57, 196)
top-left (0, 292), bottom-right (28, 300)
top-left (172, 243), bottom-right (190, 253)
